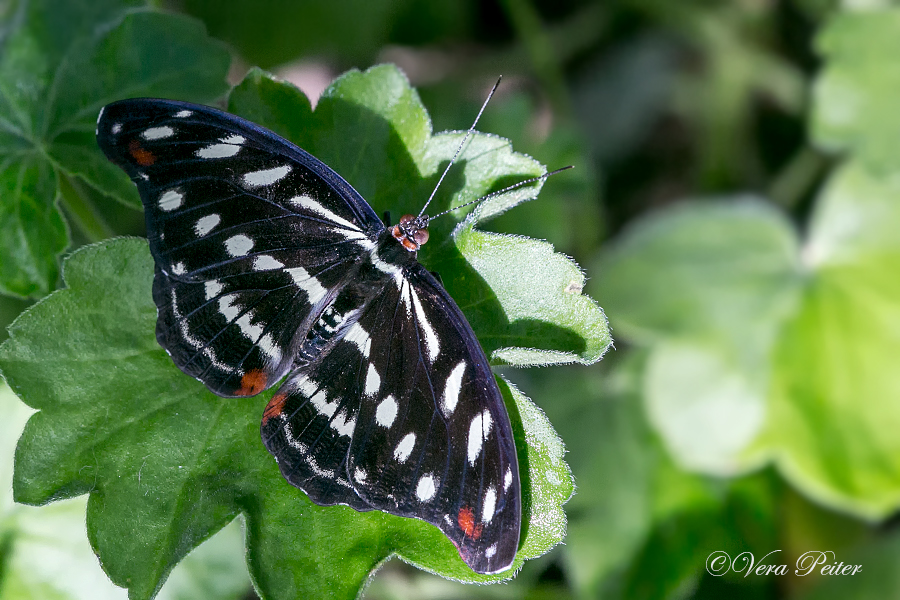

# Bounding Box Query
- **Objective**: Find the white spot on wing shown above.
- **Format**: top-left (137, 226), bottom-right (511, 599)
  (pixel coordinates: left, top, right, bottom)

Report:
top-left (331, 410), bottom-right (356, 437)
top-left (293, 375), bottom-right (318, 398)
top-left (194, 214), bottom-right (221, 236)
top-left (142, 126), bottom-right (174, 140)
top-left (171, 262), bottom-right (186, 275)
top-left (467, 409), bottom-right (493, 466)
top-left (285, 267), bottom-right (328, 305)
top-left (236, 313), bottom-right (263, 340)
top-left (504, 466), bottom-right (513, 491)
top-left (170, 288), bottom-right (235, 374)
top-left (254, 255), bottom-right (284, 270)
top-left (442, 361), bottom-right (466, 415)
top-left (111, 123), bottom-right (122, 134)
top-left (174, 110), bottom-right (193, 118)
top-left (205, 280), bottom-right (223, 300)
top-left (225, 234), bottom-right (254, 257)
top-left (410, 287), bottom-right (440, 362)
top-left (372, 253), bottom-right (404, 288)
top-left (258, 333), bottom-right (281, 362)
top-left (365, 363), bottom-right (381, 396)
top-left (375, 395), bottom-right (397, 427)
top-left (290, 195), bottom-right (361, 231)
top-left (158, 190), bottom-right (183, 212)
top-left (482, 486), bottom-right (497, 523)
top-left (354, 467), bottom-right (367, 484)
top-left (310, 389), bottom-right (337, 418)
top-left (416, 474), bottom-right (437, 501)
top-left (394, 433), bottom-right (416, 463)
top-left (242, 165), bottom-right (291, 187)
top-left (344, 322), bottom-right (371, 358)
top-left (485, 543), bottom-right (498, 559)
top-left (218, 294), bottom-right (240, 321)
top-left (197, 142), bottom-right (241, 159)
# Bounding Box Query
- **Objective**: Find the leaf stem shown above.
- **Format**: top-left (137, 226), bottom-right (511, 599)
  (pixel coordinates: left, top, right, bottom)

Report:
top-left (58, 175), bottom-right (116, 243)
top-left (768, 146), bottom-right (832, 211)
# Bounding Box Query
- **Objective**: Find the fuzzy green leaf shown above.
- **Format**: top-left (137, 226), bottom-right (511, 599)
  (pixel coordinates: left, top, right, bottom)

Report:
top-left (0, 381), bottom-right (251, 600)
top-left (0, 66), bottom-right (602, 598)
top-left (0, 0), bottom-right (229, 298)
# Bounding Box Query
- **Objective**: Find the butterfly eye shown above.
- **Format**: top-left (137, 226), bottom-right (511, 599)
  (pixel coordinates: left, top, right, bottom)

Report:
top-left (413, 228), bottom-right (429, 246)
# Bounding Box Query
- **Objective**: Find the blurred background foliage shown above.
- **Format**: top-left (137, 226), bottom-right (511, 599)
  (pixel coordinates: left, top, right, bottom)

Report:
top-left (3, 0), bottom-right (900, 598)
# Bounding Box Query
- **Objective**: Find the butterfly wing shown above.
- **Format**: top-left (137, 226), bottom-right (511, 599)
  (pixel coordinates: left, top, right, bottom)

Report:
top-left (261, 262), bottom-right (520, 574)
top-left (96, 99), bottom-right (385, 397)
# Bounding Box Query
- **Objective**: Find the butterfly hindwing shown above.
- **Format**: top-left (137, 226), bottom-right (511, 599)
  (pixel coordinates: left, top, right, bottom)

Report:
top-left (97, 99), bottom-right (384, 396)
top-left (261, 258), bottom-right (520, 574)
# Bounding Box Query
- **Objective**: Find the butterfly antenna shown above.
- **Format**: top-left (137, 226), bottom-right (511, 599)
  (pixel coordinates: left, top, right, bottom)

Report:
top-left (418, 76), bottom-right (503, 219)
top-left (428, 166), bottom-right (573, 221)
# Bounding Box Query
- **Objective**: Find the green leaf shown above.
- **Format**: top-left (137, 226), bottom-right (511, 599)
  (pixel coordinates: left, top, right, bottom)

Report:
top-left (595, 199), bottom-right (802, 474)
top-left (449, 223), bottom-right (610, 365)
top-left (766, 162), bottom-right (900, 518)
top-left (0, 0), bottom-right (230, 298)
top-left (594, 165), bottom-right (900, 517)
top-left (597, 199), bottom-right (801, 348)
top-left (0, 66), bottom-right (600, 598)
top-left (551, 357), bottom-right (777, 600)
top-left (811, 8), bottom-right (900, 176)
top-left (0, 382), bottom-right (251, 600)
top-left (0, 155), bottom-right (66, 297)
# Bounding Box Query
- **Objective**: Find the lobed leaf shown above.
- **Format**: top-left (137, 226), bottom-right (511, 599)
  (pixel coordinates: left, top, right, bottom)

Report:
top-left (0, 0), bottom-right (230, 298)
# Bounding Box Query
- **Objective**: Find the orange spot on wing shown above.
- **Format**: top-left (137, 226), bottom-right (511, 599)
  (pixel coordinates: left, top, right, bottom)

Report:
top-left (262, 392), bottom-right (288, 426)
top-left (458, 506), bottom-right (483, 540)
top-left (236, 369), bottom-right (268, 396)
top-left (129, 139), bottom-right (156, 165)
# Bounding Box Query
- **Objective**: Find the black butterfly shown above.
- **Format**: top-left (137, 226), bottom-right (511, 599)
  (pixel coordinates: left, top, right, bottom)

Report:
top-left (96, 97), bottom-right (523, 574)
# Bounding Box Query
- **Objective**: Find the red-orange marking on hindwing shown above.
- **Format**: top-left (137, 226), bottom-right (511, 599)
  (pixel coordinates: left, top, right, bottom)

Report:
top-left (235, 369), bottom-right (268, 397)
top-left (458, 506), bottom-right (483, 540)
top-left (262, 392), bottom-right (288, 426)
top-left (128, 139), bottom-right (156, 165)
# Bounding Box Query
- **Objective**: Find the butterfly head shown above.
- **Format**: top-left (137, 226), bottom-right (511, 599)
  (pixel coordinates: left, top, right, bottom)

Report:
top-left (392, 214), bottom-right (430, 251)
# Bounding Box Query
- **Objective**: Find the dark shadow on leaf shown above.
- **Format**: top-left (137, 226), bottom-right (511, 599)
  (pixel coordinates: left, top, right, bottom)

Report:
top-left (497, 377), bottom-right (531, 549)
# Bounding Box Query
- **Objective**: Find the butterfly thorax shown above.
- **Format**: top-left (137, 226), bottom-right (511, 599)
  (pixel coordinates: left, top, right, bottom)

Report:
top-left (392, 214), bottom-right (429, 251)
top-left (295, 223), bottom-right (421, 366)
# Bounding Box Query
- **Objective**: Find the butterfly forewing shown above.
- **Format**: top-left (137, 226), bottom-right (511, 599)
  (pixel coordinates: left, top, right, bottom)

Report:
top-left (97, 98), bottom-right (521, 574)
top-left (97, 99), bottom-right (383, 397)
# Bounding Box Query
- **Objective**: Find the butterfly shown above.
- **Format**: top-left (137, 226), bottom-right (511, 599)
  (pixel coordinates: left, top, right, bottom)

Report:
top-left (95, 92), bottom-right (534, 574)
